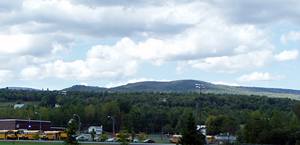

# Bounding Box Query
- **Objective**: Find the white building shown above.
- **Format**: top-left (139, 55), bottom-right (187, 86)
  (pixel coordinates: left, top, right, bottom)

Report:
top-left (54, 104), bottom-right (61, 108)
top-left (14, 104), bottom-right (25, 109)
top-left (88, 126), bottom-right (103, 135)
top-left (197, 125), bottom-right (207, 135)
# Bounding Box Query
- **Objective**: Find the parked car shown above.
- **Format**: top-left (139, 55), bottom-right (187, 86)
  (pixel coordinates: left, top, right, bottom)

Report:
top-left (76, 134), bottom-right (92, 141)
top-left (133, 138), bottom-right (139, 143)
top-left (143, 139), bottom-right (155, 143)
top-left (94, 136), bottom-right (101, 141)
top-left (106, 137), bottom-right (116, 142)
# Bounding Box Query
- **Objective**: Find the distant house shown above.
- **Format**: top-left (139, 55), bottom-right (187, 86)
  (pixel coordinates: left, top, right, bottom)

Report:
top-left (215, 134), bottom-right (237, 144)
top-left (88, 126), bottom-right (103, 135)
top-left (197, 125), bottom-right (207, 135)
top-left (60, 91), bottom-right (67, 95)
top-left (14, 104), bottom-right (25, 109)
top-left (54, 104), bottom-right (61, 108)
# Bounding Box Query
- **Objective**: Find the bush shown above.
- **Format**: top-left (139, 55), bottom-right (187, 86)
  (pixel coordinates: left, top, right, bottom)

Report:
top-left (137, 132), bottom-right (147, 141)
top-left (100, 133), bottom-right (108, 142)
top-left (118, 131), bottom-right (130, 145)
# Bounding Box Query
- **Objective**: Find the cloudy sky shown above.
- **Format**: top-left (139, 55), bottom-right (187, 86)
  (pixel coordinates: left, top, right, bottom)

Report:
top-left (0, 0), bottom-right (299, 90)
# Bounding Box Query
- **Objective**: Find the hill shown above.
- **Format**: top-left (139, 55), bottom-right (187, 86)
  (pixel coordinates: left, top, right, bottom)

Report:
top-left (110, 80), bottom-right (215, 92)
top-left (62, 85), bottom-right (106, 92)
top-left (62, 80), bottom-right (300, 99)
top-left (5, 87), bottom-right (39, 91)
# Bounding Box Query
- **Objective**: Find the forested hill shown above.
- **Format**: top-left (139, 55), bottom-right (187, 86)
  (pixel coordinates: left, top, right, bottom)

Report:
top-left (62, 80), bottom-right (300, 100)
top-left (110, 80), bottom-right (214, 92)
top-left (62, 85), bottom-right (106, 92)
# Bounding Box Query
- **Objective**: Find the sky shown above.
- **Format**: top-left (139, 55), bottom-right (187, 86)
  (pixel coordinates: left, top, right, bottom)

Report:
top-left (0, 0), bottom-right (299, 90)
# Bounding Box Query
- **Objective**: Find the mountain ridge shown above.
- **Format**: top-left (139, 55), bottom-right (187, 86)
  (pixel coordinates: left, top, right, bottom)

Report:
top-left (3, 80), bottom-right (300, 100)
top-left (61, 80), bottom-right (300, 100)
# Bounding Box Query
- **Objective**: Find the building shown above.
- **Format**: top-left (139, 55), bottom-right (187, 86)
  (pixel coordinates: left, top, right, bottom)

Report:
top-left (13, 104), bottom-right (25, 109)
top-left (197, 125), bottom-right (207, 135)
top-left (0, 119), bottom-right (51, 131)
top-left (88, 126), bottom-right (103, 135)
top-left (54, 104), bottom-right (61, 108)
top-left (215, 134), bottom-right (237, 144)
top-left (60, 91), bottom-right (67, 95)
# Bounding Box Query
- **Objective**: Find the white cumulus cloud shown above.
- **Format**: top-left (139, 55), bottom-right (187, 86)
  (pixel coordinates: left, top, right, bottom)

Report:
top-left (281, 31), bottom-right (300, 44)
top-left (0, 0), bottom-right (299, 85)
top-left (238, 72), bottom-right (283, 82)
top-left (186, 50), bottom-right (273, 73)
top-left (275, 49), bottom-right (299, 61)
top-left (212, 81), bottom-right (240, 86)
top-left (0, 70), bottom-right (14, 83)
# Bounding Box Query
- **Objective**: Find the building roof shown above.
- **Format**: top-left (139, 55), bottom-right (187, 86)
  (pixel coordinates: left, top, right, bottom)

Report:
top-left (14, 104), bottom-right (25, 109)
top-left (0, 119), bottom-right (51, 123)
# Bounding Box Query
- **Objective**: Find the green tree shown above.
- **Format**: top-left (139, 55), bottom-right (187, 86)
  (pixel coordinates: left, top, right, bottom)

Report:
top-left (65, 116), bottom-right (80, 145)
top-left (90, 129), bottom-right (96, 141)
top-left (242, 111), bottom-right (269, 143)
top-left (206, 115), bottom-right (238, 135)
top-left (84, 104), bottom-right (96, 123)
top-left (118, 130), bottom-right (129, 145)
top-left (206, 115), bottom-right (221, 135)
top-left (181, 113), bottom-right (206, 145)
top-left (40, 95), bottom-right (56, 107)
top-left (99, 133), bottom-right (108, 142)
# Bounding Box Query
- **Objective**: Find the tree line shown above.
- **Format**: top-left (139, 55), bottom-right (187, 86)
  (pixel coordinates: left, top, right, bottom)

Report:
top-left (0, 89), bottom-right (300, 144)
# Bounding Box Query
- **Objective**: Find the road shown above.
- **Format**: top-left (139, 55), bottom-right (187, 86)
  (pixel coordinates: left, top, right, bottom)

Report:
top-left (0, 140), bottom-right (174, 145)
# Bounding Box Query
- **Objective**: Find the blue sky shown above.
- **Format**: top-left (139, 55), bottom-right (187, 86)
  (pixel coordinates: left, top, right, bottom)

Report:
top-left (0, 0), bottom-right (299, 90)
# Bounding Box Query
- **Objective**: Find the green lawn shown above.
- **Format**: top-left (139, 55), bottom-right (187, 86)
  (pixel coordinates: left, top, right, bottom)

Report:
top-left (0, 142), bottom-right (62, 145)
top-left (0, 141), bottom-right (111, 145)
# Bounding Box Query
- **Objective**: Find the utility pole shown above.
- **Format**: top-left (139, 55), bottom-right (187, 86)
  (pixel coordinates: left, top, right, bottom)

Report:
top-left (35, 112), bottom-right (41, 139)
top-left (195, 83), bottom-right (205, 124)
top-left (108, 116), bottom-right (115, 137)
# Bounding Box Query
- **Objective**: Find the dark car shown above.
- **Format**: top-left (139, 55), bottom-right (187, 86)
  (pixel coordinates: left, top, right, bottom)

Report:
top-left (143, 139), bottom-right (155, 143)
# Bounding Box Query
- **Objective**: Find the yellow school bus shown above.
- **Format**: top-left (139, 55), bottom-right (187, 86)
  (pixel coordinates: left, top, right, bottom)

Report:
top-left (43, 131), bottom-right (60, 140)
top-left (16, 130), bottom-right (28, 139)
top-left (6, 130), bottom-right (18, 139)
top-left (59, 131), bottom-right (68, 140)
top-left (0, 130), bottom-right (8, 140)
top-left (24, 130), bottom-right (40, 140)
top-left (0, 130), bottom-right (27, 140)
top-left (0, 129), bottom-right (67, 140)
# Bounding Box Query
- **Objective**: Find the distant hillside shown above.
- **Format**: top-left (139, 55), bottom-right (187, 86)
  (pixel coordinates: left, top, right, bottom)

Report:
top-left (5, 87), bottom-right (39, 91)
top-left (238, 86), bottom-right (300, 95)
top-left (62, 80), bottom-right (300, 100)
top-left (62, 85), bottom-right (106, 92)
top-left (110, 80), bottom-right (216, 92)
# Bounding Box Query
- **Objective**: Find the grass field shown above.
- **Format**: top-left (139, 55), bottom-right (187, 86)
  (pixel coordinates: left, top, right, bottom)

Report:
top-left (0, 142), bottom-right (62, 145)
top-left (0, 141), bottom-right (111, 145)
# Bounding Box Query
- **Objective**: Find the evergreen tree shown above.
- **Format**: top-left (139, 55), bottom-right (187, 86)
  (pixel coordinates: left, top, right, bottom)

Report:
top-left (65, 116), bottom-right (80, 145)
top-left (90, 129), bottom-right (96, 141)
top-left (181, 113), bottom-right (206, 145)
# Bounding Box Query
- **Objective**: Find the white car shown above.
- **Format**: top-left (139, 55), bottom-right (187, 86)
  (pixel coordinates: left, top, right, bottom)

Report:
top-left (106, 137), bottom-right (116, 142)
top-left (133, 138), bottom-right (139, 143)
top-left (76, 134), bottom-right (92, 141)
